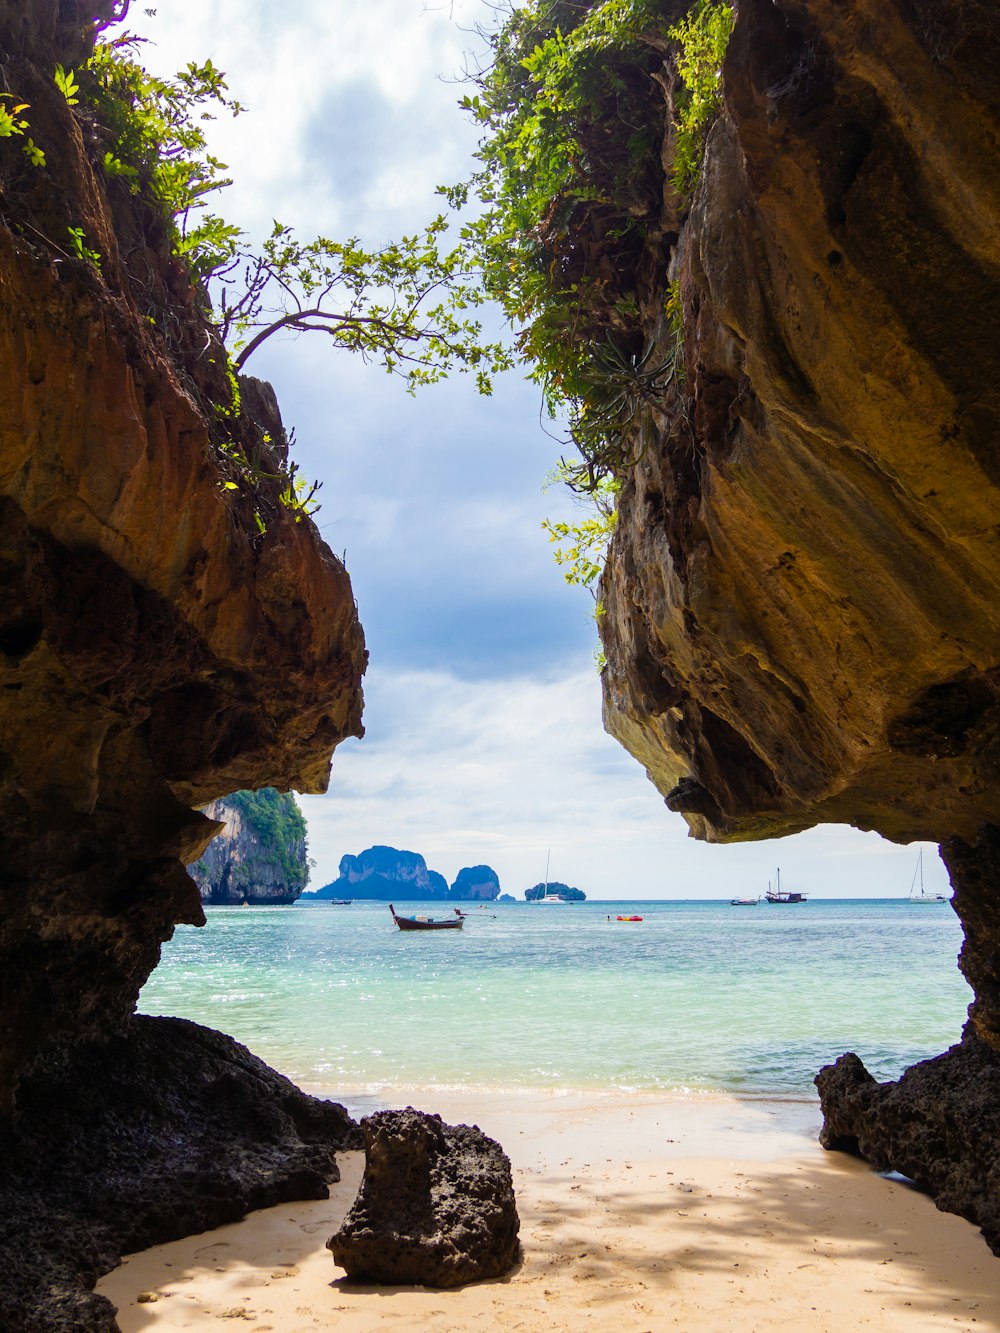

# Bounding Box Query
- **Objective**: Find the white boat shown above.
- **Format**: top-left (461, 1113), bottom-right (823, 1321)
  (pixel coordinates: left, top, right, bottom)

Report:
top-left (525, 849), bottom-right (552, 904)
top-left (907, 848), bottom-right (947, 903)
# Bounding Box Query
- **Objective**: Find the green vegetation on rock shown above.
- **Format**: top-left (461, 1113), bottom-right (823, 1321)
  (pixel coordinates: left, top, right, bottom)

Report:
top-left (5, 15), bottom-right (510, 539)
top-left (226, 789), bottom-right (308, 894)
top-left (668, 0), bottom-right (734, 196)
top-left (454, 0), bottom-right (670, 487)
top-left (457, 0), bottom-right (732, 584)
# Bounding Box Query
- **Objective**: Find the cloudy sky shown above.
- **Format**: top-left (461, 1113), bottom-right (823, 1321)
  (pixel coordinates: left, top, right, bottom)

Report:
top-left (129, 1), bottom-right (948, 900)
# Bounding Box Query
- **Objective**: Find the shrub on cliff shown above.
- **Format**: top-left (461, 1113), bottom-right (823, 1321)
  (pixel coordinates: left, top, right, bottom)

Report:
top-left (72, 23), bottom-right (511, 396)
top-left (455, 0), bottom-right (732, 506)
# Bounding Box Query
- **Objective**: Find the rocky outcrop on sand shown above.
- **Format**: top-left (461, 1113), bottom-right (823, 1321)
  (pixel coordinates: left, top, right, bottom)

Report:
top-left (0, 2), bottom-right (365, 1111)
top-left (0, 1016), bottom-right (362, 1332)
top-left (188, 789), bottom-right (310, 904)
top-left (816, 1028), bottom-right (1000, 1256)
top-left (448, 865), bottom-right (501, 901)
top-left (328, 1108), bottom-right (520, 1287)
top-left (309, 845), bottom-right (449, 901)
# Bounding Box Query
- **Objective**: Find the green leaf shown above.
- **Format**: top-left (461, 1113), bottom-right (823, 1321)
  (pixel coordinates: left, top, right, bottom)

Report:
top-left (54, 64), bottom-right (80, 105)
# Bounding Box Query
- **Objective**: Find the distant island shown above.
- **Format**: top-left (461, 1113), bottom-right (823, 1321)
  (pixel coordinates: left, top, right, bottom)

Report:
top-left (449, 865), bottom-right (501, 901)
top-left (304, 845), bottom-right (503, 902)
top-left (525, 882), bottom-right (587, 902)
top-left (188, 789), bottom-right (309, 905)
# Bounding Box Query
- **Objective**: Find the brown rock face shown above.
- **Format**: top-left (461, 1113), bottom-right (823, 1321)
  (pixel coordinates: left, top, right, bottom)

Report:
top-left (600, 1), bottom-right (1000, 1009)
top-left (603, 0), bottom-right (1000, 850)
top-left (0, 2), bottom-right (365, 1109)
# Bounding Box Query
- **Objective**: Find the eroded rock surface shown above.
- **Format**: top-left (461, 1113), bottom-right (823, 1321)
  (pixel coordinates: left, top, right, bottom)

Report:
top-left (816, 1029), bottom-right (1000, 1255)
top-left (601, 0), bottom-right (1000, 851)
top-left (0, 1), bottom-right (365, 1109)
top-left (328, 1108), bottom-right (520, 1287)
top-left (0, 1016), bottom-right (362, 1333)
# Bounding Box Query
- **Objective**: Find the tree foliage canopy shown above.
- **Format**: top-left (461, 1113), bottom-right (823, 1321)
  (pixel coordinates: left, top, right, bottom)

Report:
top-left (73, 24), bottom-right (512, 397)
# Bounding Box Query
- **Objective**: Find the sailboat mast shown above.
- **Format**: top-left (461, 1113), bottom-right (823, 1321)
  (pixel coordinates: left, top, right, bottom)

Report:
top-left (543, 850), bottom-right (550, 899)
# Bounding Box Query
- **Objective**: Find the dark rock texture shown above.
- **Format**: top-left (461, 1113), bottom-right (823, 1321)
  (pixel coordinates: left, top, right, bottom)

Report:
top-left (328, 1108), bottom-right (520, 1287)
top-left (942, 825), bottom-right (1000, 1050)
top-left (816, 1028), bottom-right (1000, 1255)
top-left (0, 1015), bottom-right (362, 1333)
top-left (188, 789), bottom-right (310, 905)
top-left (448, 865), bottom-right (501, 901)
top-left (0, 3), bottom-right (365, 1109)
top-left (309, 845), bottom-right (449, 901)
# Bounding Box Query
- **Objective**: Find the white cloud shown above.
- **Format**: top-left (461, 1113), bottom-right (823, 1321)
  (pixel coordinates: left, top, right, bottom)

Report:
top-left (299, 664), bottom-right (952, 900)
top-left (130, 0), bottom-right (489, 239)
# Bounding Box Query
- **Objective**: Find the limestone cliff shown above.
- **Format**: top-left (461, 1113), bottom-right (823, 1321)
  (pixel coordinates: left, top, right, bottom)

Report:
top-left (0, 0), bottom-right (366, 1112)
top-left (188, 789), bottom-right (310, 904)
top-left (601, 0), bottom-right (1000, 857)
top-left (579, 0), bottom-right (1000, 1245)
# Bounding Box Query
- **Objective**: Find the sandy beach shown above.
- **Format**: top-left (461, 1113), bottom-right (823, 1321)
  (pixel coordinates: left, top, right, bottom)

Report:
top-left (98, 1092), bottom-right (998, 1332)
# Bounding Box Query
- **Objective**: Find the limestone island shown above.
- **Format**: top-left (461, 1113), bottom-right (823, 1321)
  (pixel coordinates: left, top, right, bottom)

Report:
top-left (525, 881), bottom-right (587, 902)
top-left (187, 789), bottom-right (310, 905)
top-left (304, 845), bottom-right (503, 902)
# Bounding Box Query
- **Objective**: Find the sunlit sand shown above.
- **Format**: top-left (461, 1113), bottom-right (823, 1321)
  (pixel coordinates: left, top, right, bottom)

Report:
top-left (98, 1092), bottom-right (996, 1332)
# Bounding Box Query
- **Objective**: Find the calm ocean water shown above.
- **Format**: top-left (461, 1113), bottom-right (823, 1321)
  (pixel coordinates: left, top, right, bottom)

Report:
top-left (138, 898), bottom-right (969, 1101)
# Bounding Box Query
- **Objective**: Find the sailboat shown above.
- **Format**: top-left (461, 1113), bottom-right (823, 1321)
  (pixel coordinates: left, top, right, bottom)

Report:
top-left (907, 848), bottom-right (947, 903)
top-left (532, 850), bottom-right (570, 903)
top-left (764, 868), bottom-right (807, 903)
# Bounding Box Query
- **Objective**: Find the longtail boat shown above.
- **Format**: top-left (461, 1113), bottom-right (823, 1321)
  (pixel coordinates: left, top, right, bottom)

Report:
top-left (389, 903), bottom-right (464, 931)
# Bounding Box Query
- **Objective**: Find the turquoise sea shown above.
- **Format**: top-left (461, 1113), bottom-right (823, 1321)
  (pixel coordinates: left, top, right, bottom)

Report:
top-left (138, 898), bottom-right (969, 1102)
top-left (141, 895), bottom-right (970, 1103)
